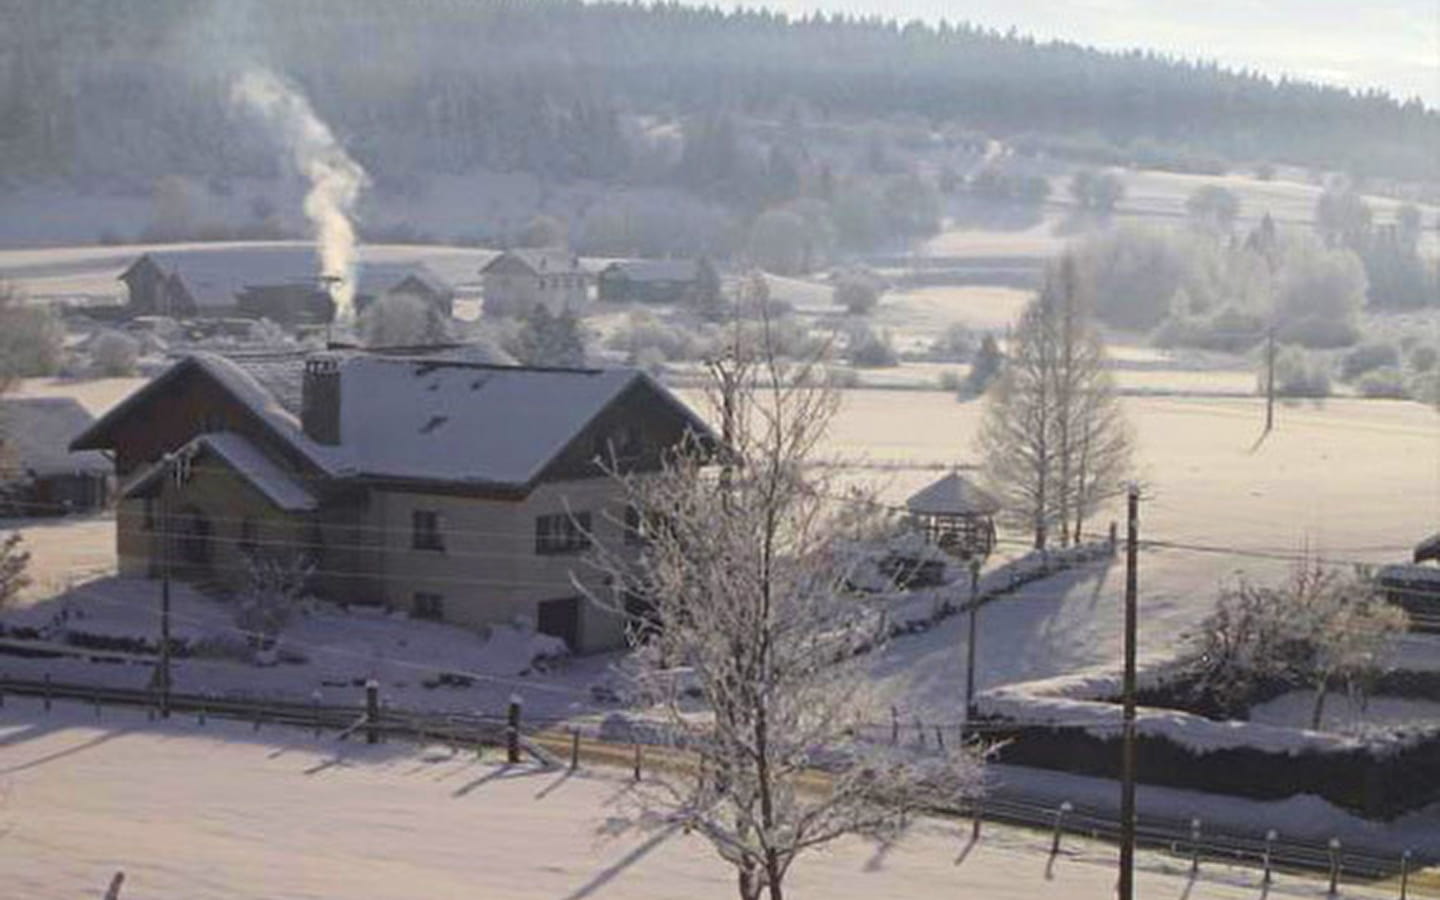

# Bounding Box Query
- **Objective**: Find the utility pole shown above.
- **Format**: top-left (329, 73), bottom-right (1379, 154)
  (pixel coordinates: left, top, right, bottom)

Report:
top-left (1118, 485), bottom-right (1139, 900)
top-left (157, 452), bottom-right (176, 719)
top-left (1264, 327), bottom-right (1276, 434)
top-left (964, 558), bottom-right (981, 724)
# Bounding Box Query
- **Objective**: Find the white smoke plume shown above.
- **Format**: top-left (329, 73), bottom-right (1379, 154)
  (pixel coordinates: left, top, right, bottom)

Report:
top-left (232, 69), bottom-right (367, 323)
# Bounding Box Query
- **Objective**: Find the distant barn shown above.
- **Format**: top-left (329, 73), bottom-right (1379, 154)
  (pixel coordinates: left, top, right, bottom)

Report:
top-left (118, 248), bottom-right (453, 324)
top-left (596, 258), bottom-right (717, 304)
top-left (0, 397), bottom-right (112, 516)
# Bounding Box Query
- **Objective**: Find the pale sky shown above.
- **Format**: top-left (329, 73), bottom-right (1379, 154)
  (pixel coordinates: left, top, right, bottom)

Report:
top-left (696, 0), bottom-right (1440, 107)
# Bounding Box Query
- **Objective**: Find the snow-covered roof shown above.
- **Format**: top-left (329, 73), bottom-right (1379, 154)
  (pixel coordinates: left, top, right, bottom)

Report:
top-left (123, 249), bottom-right (452, 308)
top-left (122, 432), bottom-right (318, 512)
top-left (481, 249), bottom-right (587, 277)
top-left (1414, 533), bottom-right (1440, 565)
top-left (332, 357), bottom-right (675, 486)
top-left (600, 259), bottom-right (704, 283)
top-left (906, 471), bottom-right (999, 517)
top-left (76, 349), bottom-right (711, 493)
top-left (0, 397), bottom-right (110, 477)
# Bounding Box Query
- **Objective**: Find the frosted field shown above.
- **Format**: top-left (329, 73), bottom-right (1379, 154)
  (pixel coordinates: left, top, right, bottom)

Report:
top-left (0, 700), bottom-right (1410, 900)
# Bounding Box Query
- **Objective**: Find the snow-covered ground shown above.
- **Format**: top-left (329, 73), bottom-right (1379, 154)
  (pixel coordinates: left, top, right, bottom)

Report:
top-left (0, 699), bottom-right (1416, 899)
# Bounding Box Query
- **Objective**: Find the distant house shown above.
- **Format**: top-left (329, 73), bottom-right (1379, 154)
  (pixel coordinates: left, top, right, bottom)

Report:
top-left (118, 248), bottom-right (453, 324)
top-left (597, 258), bottom-right (717, 305)
top-left (480, 249), bottom-right (589, 316)
top-left (70, 348), bottom-right (711, 653)
top-left (0, 397), bottom-right (112, 516)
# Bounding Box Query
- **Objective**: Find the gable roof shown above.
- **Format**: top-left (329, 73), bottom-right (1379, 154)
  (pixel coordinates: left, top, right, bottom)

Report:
top-left (600, 259), bottom-right (703, 283)
top-left (906, 472), bottom-right (999, 517)
top-left (120, 249), bottom-right (452, 309)
top-left (481, 248), bottom-right (587, 277)
top-left (122, 432), bottom-right (317, 512)
top-left (0, 398), bottom-right (110, 477)
top-left (72, 350), bottom-right (712, 494)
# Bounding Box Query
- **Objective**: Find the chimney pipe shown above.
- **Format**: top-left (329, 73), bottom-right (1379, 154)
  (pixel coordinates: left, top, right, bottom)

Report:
top-left (302, 355), bottom-right (342, 445)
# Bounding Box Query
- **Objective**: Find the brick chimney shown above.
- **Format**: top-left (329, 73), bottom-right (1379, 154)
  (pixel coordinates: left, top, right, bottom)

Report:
top-left (301, 356), bottom-right (342, 445)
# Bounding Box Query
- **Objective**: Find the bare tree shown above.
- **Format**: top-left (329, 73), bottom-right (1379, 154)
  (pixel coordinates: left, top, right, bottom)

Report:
top-left (978, 255), bottom-right (1131, 548)
top-left (583, 311), bottom-right (981, 900)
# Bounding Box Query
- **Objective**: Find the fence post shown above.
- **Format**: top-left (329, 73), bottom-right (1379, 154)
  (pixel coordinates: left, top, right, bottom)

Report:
top-left (1400, 849), bottom-right (1411, 900)
top-left (1262, 829), bottom-right (1277, 885)
top-left (506, 695), bottom-right (522, 764)
top-left (93, 694), bottom-right (101, 718)
top-left (935, 726), bottom-right (945, 751)
top-left (890, 706), bottom-right (899, 745)
top-left (1327, 838), bottom-right (1341, 896)
top-left (632, 742), bottom-right (642, 782)
top-left (971, 799), bottom-right (983, 842)
top-left (1050, 801), bottom-right (1072, 858)
top-left (43, 672), bottom-right (51, 712)
top-left (365, 679), bottom-right (380, 745)
top-left (915, 718), bottom-right (925, 748)
top-left (198, 705), bottom-right (206, 727)
top-left (1189, 818), bottom-right (1202, 875)
top-left (570, 728), bottom-right (580, 772)
top-left (253, 708), bottom-right (262, 732)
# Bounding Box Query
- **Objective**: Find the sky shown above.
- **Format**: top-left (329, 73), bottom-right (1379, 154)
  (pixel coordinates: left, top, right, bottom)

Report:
top-left (696, 0), bottom-right (1440, 107)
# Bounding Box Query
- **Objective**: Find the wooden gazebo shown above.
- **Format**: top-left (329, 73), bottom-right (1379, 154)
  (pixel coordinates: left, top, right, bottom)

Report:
top-left (906, 471), bottom-right (999, 561)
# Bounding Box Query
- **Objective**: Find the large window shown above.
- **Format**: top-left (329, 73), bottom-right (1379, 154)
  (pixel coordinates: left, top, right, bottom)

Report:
top-left (412, 509), bottom-right (445, 552)
top-left (535, 511), bottom-right (592, 555)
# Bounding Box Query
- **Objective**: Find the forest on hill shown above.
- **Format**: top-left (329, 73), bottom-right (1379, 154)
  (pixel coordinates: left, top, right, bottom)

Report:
top-left (2, 0), bottom-right (1437, 191)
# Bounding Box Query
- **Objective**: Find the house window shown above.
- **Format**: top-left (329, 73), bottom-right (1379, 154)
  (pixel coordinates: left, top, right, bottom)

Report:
top-left (535, 511), bottom-right (592, 555)
top-left (239, 517), bottom-right (258, 555)
top-left (413, 592), bottom-right (444, 621)
top-left (412, 509), bottom-right (445, 552)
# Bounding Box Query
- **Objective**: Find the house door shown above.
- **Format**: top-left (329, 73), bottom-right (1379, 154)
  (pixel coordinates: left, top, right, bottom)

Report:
top-left (537, 596), bottom-right (581, 652)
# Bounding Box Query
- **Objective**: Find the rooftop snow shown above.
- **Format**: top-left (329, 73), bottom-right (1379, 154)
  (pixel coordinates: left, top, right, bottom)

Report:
top-left (906, 471), bottom-right (1000, 516)
top-left (0, 397), bottom-right (109, 477)
top-left (125, 249), bottom-right (451, 308)
top-left (121, 431), bottom-right (318, 512)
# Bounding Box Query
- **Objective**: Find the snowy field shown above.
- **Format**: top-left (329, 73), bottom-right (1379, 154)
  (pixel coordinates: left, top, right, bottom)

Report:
top-left (0, 699), bottom-right (1419, 900)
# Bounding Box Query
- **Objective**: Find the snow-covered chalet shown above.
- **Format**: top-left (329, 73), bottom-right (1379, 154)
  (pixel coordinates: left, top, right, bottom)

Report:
top-left (69, 348), bottom-right (712, 653)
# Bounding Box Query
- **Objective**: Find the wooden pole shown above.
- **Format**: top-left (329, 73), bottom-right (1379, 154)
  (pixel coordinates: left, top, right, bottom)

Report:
top-left (1262, 829), bottom-right (1277, 885)
top-left (570, 728), bottom-right (580, 771)
top-left (1265, 327), bottom-right (1276, 434)
top-left (1328, 838), bottom-right (1341, 896)
top-left (1401, 849), bottom-right (1412, 899)
top-left (965, 558), bottom-right (980, 724)
top-left (506, 695), bottom-right (522, 764)
top-left (1118, 485), bottom-right (1139, 900)
top-left (158, 452), bottom-right (176, 720)
top-left (365, 679), bottom-right (380, 745)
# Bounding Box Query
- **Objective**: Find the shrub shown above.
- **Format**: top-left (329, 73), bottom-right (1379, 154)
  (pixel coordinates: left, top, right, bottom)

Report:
top-left (962, 334), bottom-right (1004, 397)
top-left (845, 325), bottom-right (898, 368)
top-left (937, 370), bottom-right (962, 392)
top-left (833, 273), bottom-right (882, 315)
top-left (89, 331), bottom-right (140, 376)
top-left (929, 323), bottom-right (976, 361)
top-left (605, 310), bottom-right (698, 362)
top-left (1409, 344), bottom-right (1438, 373)
top-left (1340, 342), bottom-right (1400, 381)
top-left (1355, 367), bottom-right (1410, 399)
top-left (0, 284), bottom-right (64, 379)
top-left (1266, 347), bottom-right (1331, 398)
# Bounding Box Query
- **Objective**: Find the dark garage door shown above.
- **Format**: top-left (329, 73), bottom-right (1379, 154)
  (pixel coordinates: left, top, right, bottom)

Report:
top-left (537, 596), bottom-right (581, 651)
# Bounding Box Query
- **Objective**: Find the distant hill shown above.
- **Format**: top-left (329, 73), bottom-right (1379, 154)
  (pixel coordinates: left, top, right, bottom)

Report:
top-left (1, 0), bottom-right (1435, 188)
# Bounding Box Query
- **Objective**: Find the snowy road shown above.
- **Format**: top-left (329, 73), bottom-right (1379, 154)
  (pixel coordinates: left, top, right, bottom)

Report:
top-left (0, 699), bottom-right (1420, 899)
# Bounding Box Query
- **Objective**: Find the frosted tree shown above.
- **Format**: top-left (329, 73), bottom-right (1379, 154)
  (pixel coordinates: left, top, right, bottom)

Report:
top-left (361, 293), bottom-right (450, 348)
top-left (1188, 563), bottom-right (1407, 727)
top-left (236, 552), bottom-right (314, 643)
top-left (978, 255), bottom-right (1131, 548)
top-left (583, 312), bottom-right (982, 900)
top-left (0, 532), bottom-right (30, 610)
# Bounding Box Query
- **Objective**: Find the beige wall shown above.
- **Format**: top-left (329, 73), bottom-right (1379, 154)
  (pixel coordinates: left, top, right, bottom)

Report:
top-left (483, 272), bottom-right (589, 315)
top-left (367, 478), bottom-right (632, 653)
top-left (116, 464), bottom-right (311, 595)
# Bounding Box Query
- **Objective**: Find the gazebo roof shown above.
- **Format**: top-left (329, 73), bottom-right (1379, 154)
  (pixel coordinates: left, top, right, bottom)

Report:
top-left (906, 471), bottom-right (1000, 517)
